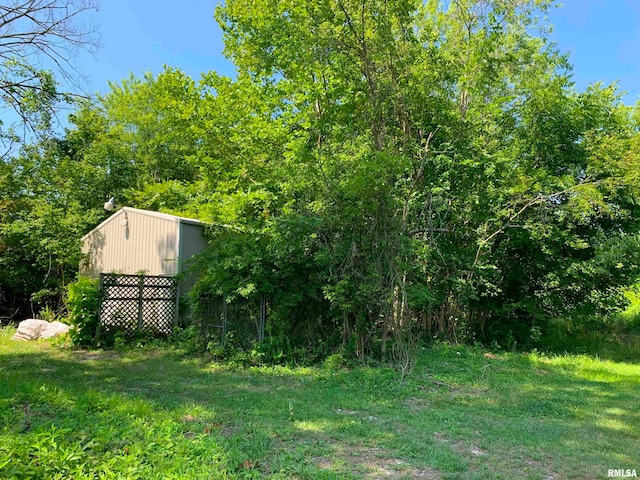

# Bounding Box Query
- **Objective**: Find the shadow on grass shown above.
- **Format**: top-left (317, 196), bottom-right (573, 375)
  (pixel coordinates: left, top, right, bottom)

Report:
top-left (0, 340), bottom-right (638, 479)
top-left (1, 346), bottom-right (447, 479)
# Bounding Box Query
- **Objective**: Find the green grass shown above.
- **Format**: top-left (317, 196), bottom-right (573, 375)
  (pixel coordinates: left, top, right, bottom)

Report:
top-left (1, 328), bottom-right (638, 479)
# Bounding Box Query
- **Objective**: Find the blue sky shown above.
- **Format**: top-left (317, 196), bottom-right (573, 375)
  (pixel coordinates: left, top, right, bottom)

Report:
top-left (70, 0), bottom-right (640, 106)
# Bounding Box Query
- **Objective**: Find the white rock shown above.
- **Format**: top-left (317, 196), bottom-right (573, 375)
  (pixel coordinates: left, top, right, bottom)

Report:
top-left (12, 319), bottom-right (70, 341)
top-left (40, 321), bottom-right (71, 338)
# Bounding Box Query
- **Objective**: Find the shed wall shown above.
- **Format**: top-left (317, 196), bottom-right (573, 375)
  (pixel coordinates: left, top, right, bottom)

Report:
top-left (179, 223), bottom-right (208, 273)
top-left (177, 222), bottom-right (208, 292)
top-left (81, 209), bottom-right (180, 277)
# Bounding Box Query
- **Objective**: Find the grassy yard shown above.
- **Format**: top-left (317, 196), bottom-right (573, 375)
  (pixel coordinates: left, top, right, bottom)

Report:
top-left (0, 327), bottom-right (638, 479)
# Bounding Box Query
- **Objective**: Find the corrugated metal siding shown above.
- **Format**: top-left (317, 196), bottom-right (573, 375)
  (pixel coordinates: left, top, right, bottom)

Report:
top-left (80, 209), bottom-right (180, 277)
top-left (177, 222), bottom-right (207, 291)
top-left (178, 223), bottom-right (208, 273)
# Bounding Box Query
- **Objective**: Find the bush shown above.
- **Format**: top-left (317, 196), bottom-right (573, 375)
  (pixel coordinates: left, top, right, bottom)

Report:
top-left (66, 276), bottom-right (100, 346)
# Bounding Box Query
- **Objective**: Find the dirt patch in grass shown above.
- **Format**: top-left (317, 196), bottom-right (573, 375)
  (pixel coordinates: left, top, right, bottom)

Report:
top-left (214, 422), bottom-right (241, 437)
top-left (16, 401), bottom-right (56, 433)
top-left (433, 431), bottom-right (487, 458)
top-left (19, 402), bottom-right (33, 432)
top-left (336, 408), bottom-right (359, 415)
top-left (403, 397), bottom-right (430, 412)
top-left (433, 432), bottom-right (560, 479)
top-left (313, 441), bottom-right (442, 479)
top-left (72, 350), bottom-right (119, 362)
top-left (282, 428), bottom-right (442, 478)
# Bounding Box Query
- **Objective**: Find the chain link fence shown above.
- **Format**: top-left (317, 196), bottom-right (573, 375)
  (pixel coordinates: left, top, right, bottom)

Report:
top-left (197, 294), bottom-right (266, 347)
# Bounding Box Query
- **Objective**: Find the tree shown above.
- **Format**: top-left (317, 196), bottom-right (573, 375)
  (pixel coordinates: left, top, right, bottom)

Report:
top-left (0, 0), bottom-right (100, 154)
top-left (0, 136), bottom-right (106, 317)
top-left (210, 0), bottom-right (640, 356)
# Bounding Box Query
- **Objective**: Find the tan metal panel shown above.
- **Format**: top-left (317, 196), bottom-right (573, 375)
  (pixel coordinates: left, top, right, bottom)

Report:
top-left (80, 208), bottom-right (181, 277)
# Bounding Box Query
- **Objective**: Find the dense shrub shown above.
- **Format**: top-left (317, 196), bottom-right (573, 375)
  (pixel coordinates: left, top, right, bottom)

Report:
top-left (66, 276), bottom-right (100, 346)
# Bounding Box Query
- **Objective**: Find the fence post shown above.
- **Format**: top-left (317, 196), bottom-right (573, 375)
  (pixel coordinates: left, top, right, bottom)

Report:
top-left (222, 295), bottom-right (228, 345)
top-left (259, 295), bottom-right (266, 342)
top-left (136, 274), bottom-right (144, 331)
top-left (203, 294), bottom-right (210, 343)
top-left (95, 273), bottom-right (105, 342)
top-left (174, 280), bottom-right (180, 328)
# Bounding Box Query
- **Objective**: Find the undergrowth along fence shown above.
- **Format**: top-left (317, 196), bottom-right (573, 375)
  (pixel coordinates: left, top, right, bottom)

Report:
top-left (197, 294), bottom-right (266, 347)
top-left (97, 273), bottom-right (178, 339)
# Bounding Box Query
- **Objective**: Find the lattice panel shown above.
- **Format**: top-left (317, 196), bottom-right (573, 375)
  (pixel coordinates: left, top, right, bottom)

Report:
top-left (99, 274), bottom-right (177, 337)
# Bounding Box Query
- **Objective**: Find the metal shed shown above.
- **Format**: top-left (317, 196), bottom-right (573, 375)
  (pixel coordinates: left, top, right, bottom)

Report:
top-left (80, 207), bottom-right (206, 278)
top-left (80, 207), bottom-right (207, 335)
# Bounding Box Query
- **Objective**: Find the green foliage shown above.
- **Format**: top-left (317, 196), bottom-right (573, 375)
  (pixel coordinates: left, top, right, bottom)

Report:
top-left (615, 287), bottom-right (640, 332)
top-left (209, 0), bottom-right (640, 354)
top-left (203, 332), bottom-right (324, 368)
top-left (38, 305), bottom-right (58, 323)
top-left (66, 276), bottom-right (100, 346)
top-left (190, 214), bottom-right (337, 357)
top-left (164, 325), bottom-right (207, 355)
top-left (0, 130), bottom-right (111, 317)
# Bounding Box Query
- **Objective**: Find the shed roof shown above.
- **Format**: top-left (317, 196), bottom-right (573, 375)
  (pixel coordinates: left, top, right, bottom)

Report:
top-left (81, 207), bottom-right (204, 241)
